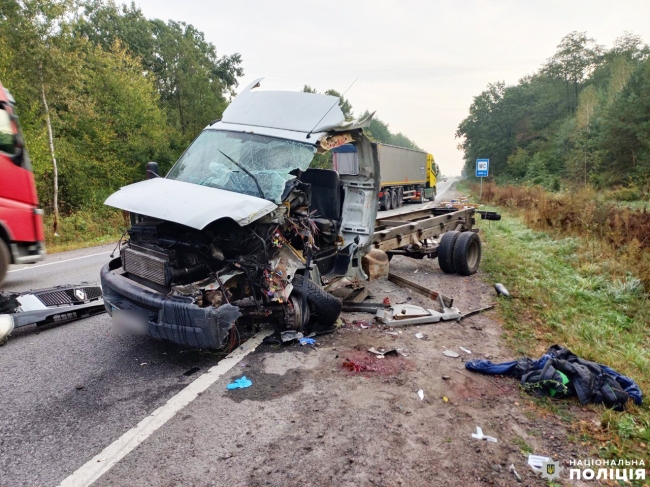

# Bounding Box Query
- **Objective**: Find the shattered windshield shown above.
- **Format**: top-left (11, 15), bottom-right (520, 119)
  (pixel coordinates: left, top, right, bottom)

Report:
top-left (166, 130), bottom-right (316, 203)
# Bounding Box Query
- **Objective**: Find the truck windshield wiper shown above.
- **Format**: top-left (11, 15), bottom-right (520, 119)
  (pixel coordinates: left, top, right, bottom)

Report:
top-left (218, 149), bottom-right (266, 200)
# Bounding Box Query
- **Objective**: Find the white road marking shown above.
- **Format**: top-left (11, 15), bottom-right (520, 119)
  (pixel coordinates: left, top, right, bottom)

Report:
top-left (8, 252), bottom-right (112, 273)
top-left (58, 330), bottom-right (271, 487)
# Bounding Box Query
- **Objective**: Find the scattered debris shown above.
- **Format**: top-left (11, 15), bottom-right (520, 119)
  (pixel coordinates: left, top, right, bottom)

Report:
top-left (300, 337), bottom-right (316, 346)
top-left (509, 464), bottom-right (522, 483)
top-left (0, 285), bottom-right (106, 344)
top-left (459, 304), bottom-right (495, 320)
top-left (494, 283), bottom-right (510, 297)
top-left (471, 426), bottom-right (497, 443)
top-left (414, 332), bottom-right (425, 339)
top-left (396, 297), bottom-right (412, 305)
top-left (368, 347), bottom-right (399, 358)
top-left (388, 273), bottom-right (454, 308)
top-left (442, 375), bottom-right (450, 380)
top-left (528, 455), bottom-right (550, 470)
top-left (466, 344), bottom-right (642, 411)
top-left (341, 302), bottom-right (388, 313)
top-left (383, 297), bottom-right (391, 306)
top-left (417, 389), bottom-right (424, 401)
top-left (75, 384), bottom-right (84, 390)
top-left (376, 303), bottom-right (461, 326)
top-left (459, 346), bottom-right (472, 354)
top-left (140, 363), bottom-right (147, 366)
top-left (227, 376), bottom-right (252, 390)
top-left (281, 330), bottom-right (304, 343)
top-left (442, 396), bottom-right (449, 402)
top-left (385, 331), bottom-right (399, 336)
top-left (443, 350), bottom-right (460, 358)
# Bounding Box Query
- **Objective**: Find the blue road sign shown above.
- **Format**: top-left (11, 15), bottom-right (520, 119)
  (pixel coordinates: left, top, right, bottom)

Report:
top-left (476, 159), bottom-right (489, 177)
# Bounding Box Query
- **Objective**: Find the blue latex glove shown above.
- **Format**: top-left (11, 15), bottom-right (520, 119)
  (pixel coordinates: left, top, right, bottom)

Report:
top-left (300, 337), bottom-right (316, 346)
top-left (227, 375), bottom-right (252, 390)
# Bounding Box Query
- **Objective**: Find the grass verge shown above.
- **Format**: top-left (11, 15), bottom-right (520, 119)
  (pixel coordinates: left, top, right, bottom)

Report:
top-left (43, 208), bottom-right (127, 253)
top-left (473, 204), bottom-right (650, 466)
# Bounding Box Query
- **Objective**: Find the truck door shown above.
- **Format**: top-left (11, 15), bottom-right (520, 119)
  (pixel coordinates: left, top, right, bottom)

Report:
top-left (336, 134), bottom-right (380, 279)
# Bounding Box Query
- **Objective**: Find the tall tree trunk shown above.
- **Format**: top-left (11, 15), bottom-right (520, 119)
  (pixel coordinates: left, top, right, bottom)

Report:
top-left (177, 87), bottom-right (185, 136)
top-left (39, 68), bottom-right (59, 235)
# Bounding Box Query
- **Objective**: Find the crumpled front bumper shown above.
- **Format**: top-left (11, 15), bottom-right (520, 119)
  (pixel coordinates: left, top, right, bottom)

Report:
top-left (100, 258), bottom-right (240, 349)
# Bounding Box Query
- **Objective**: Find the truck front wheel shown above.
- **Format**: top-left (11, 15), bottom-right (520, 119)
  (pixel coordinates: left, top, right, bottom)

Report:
top-left (391, 189), bottom-right (398, 209)
top-left (382, 192), bottom-right (392, 211)
top-left (291, 275), bottom-right (342, 335)
top-left (0, 239), bottom-right (9, 283)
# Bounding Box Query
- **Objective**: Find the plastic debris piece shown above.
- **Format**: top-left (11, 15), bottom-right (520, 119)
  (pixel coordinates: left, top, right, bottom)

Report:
top-left (281, 330), bottom-right (304, 343)
top-left (415, 332), bottom-right (425, 339)
top-left (443, 396), bottom-right (449, 402)
top-left (227, 376), bottom-right (252, 390)
top-left (527, 455), bottom-right (550, 469)
top-left (383, 297), bottom-right (391, 306)
top-left (300, 337), bottom-right (316, 346)
top-left (385, 331), bottom-right (399, 336)
top-left (471, 426), bottom-right (497, 443)
top-left (443, 350), bottom-right (460, 358)
top-left (495, 283), bottom-right (510, 297)
top-left (509, 464), bottom-right (522, 483)
top-left (418, 389), bottom-right (424, 400)
top-left (459, 347), bottom-right (472, 354)
top-left (442, 375), bottom-right (450, 380)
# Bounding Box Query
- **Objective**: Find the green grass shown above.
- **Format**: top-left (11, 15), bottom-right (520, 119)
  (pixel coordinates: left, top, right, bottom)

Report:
top-left (474, 206), bottom-right (650, 467)
top-left (43, 208), bottom-right (126, 253)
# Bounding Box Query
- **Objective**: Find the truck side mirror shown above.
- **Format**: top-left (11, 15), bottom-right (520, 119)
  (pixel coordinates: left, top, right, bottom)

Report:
top-left (146, 161), bottom-right (159, 179)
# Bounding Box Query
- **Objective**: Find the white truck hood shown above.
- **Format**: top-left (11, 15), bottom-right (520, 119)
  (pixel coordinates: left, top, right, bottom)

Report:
top-left (104, 178), bottom-right (278, 230)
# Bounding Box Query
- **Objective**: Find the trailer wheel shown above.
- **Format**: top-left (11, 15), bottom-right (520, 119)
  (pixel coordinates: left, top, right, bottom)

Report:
top-left (453, 232), bottom-right (482, 276)
top-left (291, 275), bottom-right (342, 335)
top-left (416, 186), bottom-right (425, 204)
top-left (0, 239), bottom-right (9, 283)
top-left (383, 191), bottom-right (392, 211)
top-left (397, 187), bottom-right (404, 207)
top-left (437, 230), bottom-right (460, 274)
top-left (391, 189), bottom-right (398, 209)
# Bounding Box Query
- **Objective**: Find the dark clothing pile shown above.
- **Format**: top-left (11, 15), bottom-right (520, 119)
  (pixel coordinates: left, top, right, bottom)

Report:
top-left (466, 345), bottom-right (642, 411)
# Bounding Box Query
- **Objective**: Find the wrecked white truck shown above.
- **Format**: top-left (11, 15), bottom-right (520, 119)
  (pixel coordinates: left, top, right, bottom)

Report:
top-left (101, 79), bottom-right (381, 349)
top-left (100, 79), bottom-right (486, 350)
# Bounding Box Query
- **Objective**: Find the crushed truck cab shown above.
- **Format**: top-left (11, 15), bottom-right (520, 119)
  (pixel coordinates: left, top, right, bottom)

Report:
top-left (100, 79), bottom-right (381, 349)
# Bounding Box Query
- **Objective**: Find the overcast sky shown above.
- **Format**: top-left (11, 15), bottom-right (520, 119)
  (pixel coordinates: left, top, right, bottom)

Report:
top-left (136, 0), bottom-right (650, 176)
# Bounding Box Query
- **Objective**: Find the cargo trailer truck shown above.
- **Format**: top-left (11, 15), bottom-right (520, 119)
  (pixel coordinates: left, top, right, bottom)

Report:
top-left (0, 80), bottom-right (45, 283)
top-left (333, 143), bottom-right (438, 210)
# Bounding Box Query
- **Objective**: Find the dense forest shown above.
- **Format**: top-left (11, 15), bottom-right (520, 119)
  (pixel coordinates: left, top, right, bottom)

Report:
top-left (457, 32), bottom-right (650, 191)
top-left (0, 0), bottom-right (421, 235)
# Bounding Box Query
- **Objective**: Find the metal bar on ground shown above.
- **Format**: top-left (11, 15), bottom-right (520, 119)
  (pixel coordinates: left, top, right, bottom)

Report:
top-left (459, 304), bottom-right (495, 320)
top-left (387, 273), bottom-right (454, 308)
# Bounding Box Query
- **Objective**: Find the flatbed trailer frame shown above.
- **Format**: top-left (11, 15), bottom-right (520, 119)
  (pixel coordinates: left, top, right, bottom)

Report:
top-left (372, 206), bottom-right (477, 258)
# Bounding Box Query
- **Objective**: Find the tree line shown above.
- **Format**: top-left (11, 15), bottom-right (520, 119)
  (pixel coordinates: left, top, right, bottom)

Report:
top-left (0, 0), bottom-right (243, 231)
top-left (1, 0), bottom-right (424, 233)
top-left (457, 32), bottom-right (650, 191)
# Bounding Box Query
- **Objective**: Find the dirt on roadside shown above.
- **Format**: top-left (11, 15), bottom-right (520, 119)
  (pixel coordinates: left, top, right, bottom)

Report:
top-left (224, 185), bottom-right (593, 487)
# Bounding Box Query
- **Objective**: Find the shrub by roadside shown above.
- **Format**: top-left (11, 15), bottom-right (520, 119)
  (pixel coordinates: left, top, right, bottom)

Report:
top-left (43, 208), bottom-right (127, 253)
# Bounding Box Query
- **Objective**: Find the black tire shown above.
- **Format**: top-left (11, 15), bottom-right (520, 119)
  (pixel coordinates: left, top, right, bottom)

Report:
top-left (453, 232), bottom-right (482, 276)
top-left (397, 187), bottom-right (404, 207)
top-left (438, 230), bottom-right (460, 274)
top-left (291, 275), bottom-right (342, 334)
top-left (391, 189), bottom-right (398, 209)
top-left (0, 239), bottom-right (9, 284)
top-left (383, 191), bottom-right (392, 211)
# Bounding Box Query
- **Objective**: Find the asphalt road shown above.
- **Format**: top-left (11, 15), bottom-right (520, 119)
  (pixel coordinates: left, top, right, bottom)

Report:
top-left (0, 179), bottom-right (458, 487)
top-left (1, 246), bottom-right (226, 487)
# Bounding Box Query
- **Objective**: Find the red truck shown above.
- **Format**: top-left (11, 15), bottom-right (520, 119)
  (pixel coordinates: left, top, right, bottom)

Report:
top-left (0, 80), bottom-right (45, 282)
